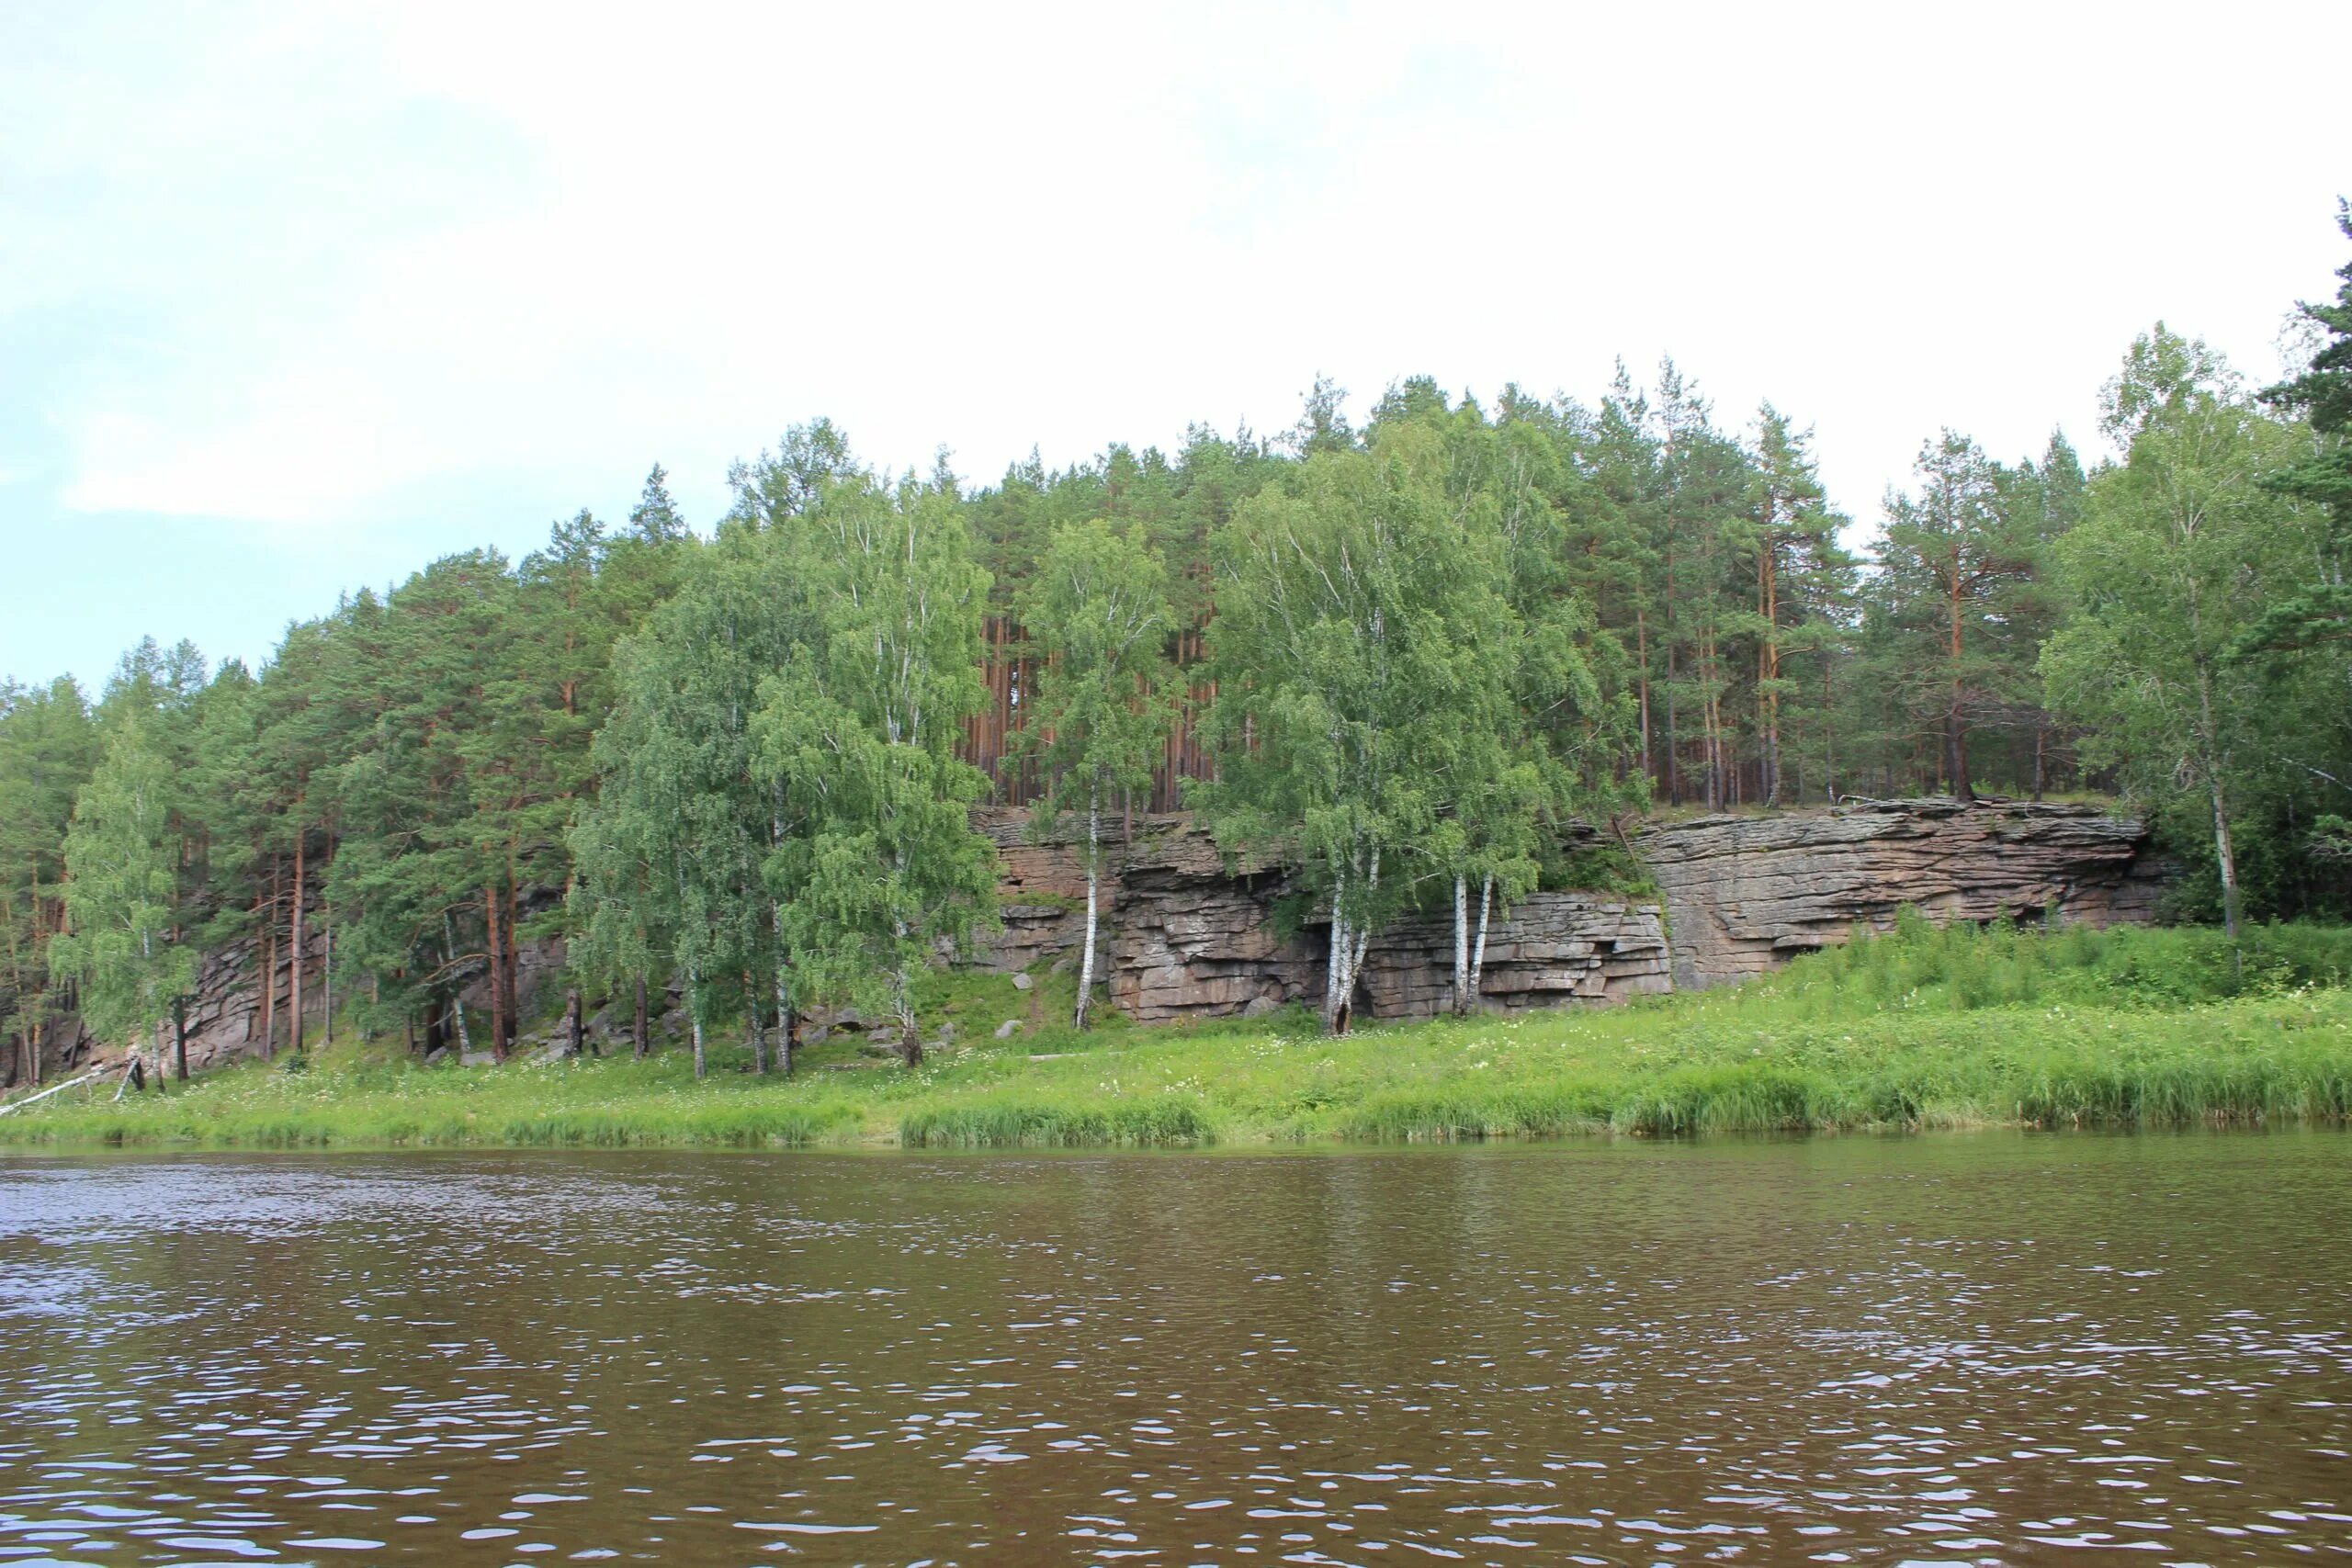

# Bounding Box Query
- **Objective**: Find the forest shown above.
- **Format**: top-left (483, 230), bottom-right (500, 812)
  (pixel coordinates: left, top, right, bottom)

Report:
top-left (4, 208), bottom-right (2348, 1082)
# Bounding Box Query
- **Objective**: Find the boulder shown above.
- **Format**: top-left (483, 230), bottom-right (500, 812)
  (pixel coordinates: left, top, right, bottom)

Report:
top-left (994, 1020), bottom-right (1023, 1041)
top-left (1012, 972), bottom-right (1034, 991)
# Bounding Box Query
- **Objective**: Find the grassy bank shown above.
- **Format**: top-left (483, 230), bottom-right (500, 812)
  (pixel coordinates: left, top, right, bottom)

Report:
top-left (6, 920), bottom-right (2352, 1150)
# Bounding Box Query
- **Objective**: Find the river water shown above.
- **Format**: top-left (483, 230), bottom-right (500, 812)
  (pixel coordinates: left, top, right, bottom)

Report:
top-left (2, 1134), bottom-right (2348, 1565)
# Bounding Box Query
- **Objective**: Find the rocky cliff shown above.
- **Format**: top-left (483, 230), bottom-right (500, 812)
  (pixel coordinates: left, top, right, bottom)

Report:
top-left (975, 808), bottom-right (1669, 1025)
top-left (1638, 798), bottom-right (2160, 990)
top-left (119, 888), bottom-right (569, 1079)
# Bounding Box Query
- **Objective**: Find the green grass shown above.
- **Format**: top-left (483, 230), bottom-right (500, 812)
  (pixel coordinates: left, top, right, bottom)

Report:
top-left (6, 920), bottom-right (2352, 1151)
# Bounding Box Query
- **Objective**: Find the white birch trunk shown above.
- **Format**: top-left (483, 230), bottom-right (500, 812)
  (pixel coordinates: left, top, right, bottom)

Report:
top-left (1452, 874), bottom-right (1469, 1017)
top-left (443, 911), bottom-right (471, 1055)
top-left (1323, 870), bottom-right (1351, 1035)
top-left (1077, 785), bottom-right (1100, 1030)
top-left (1468, 873), bottom-right (1493, 1004)
top-left (2212, 777), bottom-right (2243, 944)
top-left (687, 965), bottom-right (705, 1079)
top-left (895, 962), bottom-right (922, 1066)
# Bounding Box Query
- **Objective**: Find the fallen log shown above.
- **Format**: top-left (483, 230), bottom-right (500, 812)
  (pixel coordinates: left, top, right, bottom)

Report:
top-left (0, 1070), bottom-right (103, 1117)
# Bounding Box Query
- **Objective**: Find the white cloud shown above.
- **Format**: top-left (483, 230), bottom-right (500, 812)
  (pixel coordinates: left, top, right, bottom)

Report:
top-left (8, 0), bottom-right (2351, 539)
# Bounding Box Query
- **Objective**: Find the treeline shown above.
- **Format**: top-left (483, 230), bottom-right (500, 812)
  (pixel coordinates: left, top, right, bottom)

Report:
top-left (4, 209), bottom-right (2348, 1076)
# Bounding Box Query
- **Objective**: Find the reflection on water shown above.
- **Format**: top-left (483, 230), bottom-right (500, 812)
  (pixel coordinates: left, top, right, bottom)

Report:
top-left (2, 1134), bottom-right (2348, 1564)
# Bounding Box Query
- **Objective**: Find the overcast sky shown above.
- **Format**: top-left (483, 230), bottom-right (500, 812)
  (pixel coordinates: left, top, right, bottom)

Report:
top-left (4, 0), bottom-right (2347, 691)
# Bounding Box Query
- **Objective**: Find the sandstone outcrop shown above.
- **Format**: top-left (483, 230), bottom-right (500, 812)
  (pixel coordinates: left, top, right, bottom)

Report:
top-left (973, 808), bottom-right (1671, 1025)
top-left (1638, 797), bottom-right (2159, 990)
top-left (135, 888), bottom-right (568, 1077)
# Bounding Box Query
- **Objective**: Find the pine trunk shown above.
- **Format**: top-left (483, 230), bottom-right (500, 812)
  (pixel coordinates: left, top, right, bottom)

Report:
top-left (1759, 542), bottom-right (1781, 807)
top-left (322, 908), bottom-right (333, 1047)
top-left (500, 880), bottom-right (521, 1052)
top-left (483, 886), bottom-right (507, 1062)
top-left (260, 863), bottom-right (278, 1060)
top-left (1634, 609), bottom-right (1652, 780)
top-left (1947, 574), bottom-right (1973, 803)
top-left (288, 833), bottom-right (306, 1056)
top-left (634, 976), bottom-right (649, 1061)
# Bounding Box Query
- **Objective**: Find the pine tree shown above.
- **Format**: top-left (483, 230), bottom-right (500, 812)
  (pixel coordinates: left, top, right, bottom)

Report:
top-left (1747, 407), bottom-right (1852, 805)
top-left (1871, 432), bottom-right (2040, 801)
top-left (0, 677), bottom-right (98, 1085)
top-left (2244, 199), bottom-right (2352, 655)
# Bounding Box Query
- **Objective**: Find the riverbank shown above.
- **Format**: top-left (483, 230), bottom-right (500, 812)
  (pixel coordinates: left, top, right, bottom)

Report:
top-left (6, 921), bottom-right (2351, 1149)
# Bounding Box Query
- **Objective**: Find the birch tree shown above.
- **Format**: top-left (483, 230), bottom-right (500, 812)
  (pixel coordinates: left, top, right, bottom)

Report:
top-left (1196, 441), bottom-right (1516, 1034)
top-left (753, 471), bottom-right (997, 1066)
top-left (53, 722), bottom-right (197, 1075)
top-left (2042, 326), bottom-right (2319, 940)
top-left (1014, 520), bottom-right (1175, 1027)
top-left (571, 527), bottom-right (798, 1077)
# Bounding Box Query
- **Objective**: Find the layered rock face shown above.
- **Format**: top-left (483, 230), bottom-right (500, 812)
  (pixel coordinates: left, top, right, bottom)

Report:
top-left (1638, 798), bottom-right (2158, 990)
top-left (973, 808), bottom-right (1671, 1025)
top-left (1353, 898), bottom-right (1671, 1016)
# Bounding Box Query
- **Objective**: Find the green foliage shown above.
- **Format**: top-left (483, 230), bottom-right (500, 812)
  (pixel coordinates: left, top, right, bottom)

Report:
top-left (51, 720), bottom-right (197, 1050)
top-left (752, 466), bottom-right (999, 1060)
top-left (0, 675), bottom-right (99, 1073)
top-left (1743, 909), bottom-right (2352, 1013)
top-left (1012, 518), bottom-right (1177, 1026)
top-left (571, 519), bottom-right (782, 1075)
top-left (1193, 434), bottom-right (1524, 1029)
top-left (2245, 199), bottom-right (2352, 656)
top-left (2041, 324), bottom-right (2343, 932)
top-left (1865, 431), bottom-right (2044, 799)
top-left (1538, 836), bottom-right (1657, 897)
top-left (1014, 518), bottom-right (1178, 833)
